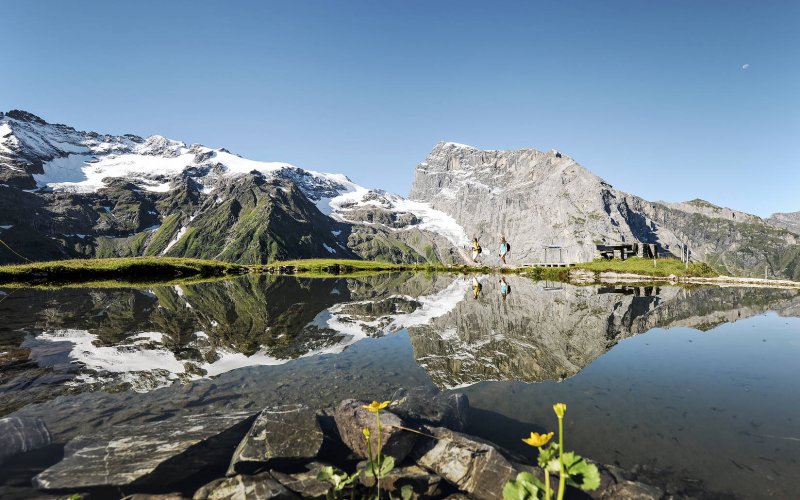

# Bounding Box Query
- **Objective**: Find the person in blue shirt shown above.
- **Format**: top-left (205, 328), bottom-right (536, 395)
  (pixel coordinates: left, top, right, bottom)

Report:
top-left (499, 275), bottom-right (510, 301)
top-left (499, 236), bottom-right (509, 265)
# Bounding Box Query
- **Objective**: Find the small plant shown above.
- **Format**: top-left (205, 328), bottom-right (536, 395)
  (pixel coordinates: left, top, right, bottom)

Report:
top-left (363, 400), bottom-right (394, 499)
top-left (503, 403), bottom-right (600, 500)
top-left (317, 465), bottom-right (360, 499)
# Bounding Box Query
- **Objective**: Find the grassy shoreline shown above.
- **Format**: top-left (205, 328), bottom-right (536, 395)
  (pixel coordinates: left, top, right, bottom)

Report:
top-left (0, 256), bottom-right (735, 288)
top-left (0, 257), bottom-right (247, 286)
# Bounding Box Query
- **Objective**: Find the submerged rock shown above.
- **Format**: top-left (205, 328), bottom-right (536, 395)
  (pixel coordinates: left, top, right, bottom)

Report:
top-left (333, 399), bottom-right (417, 463)
top-left (413, 427), bottom-right (516, 500)
top-left (600, 480), bottom-right (665, 499)
top-left (34, 411), bottom-right (254, 490)
top-left (0, 417), bottom-right (51, 463)
top-left (228, 404), bottom-right (323, 475)
top-left (193, 471), bottom-right (297, 500)
top-left (391, 387), bottom-right (469, 431)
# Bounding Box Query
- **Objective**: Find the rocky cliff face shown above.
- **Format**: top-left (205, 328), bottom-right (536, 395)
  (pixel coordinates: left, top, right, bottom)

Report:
top-left (410, 142), bottom-right (800, 278)
top-left (768, 211), bottom-right (800, 235)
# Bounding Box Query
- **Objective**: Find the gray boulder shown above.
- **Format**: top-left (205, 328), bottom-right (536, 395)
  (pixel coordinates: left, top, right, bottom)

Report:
top-left (414, 427), bottom-right (516, 500)
top-left (193, 472), bottom-right (297, 500)
top-left (333, 399), bottom-right (416, 463)
top-left (34, 411), bottom-right (254, 490)
top-left (0, 417), bottom-right (51, 463)
top-left (228, 404), bottom-right (323, 475)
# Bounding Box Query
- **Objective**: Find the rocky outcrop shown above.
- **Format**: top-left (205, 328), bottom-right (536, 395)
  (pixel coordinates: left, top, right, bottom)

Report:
top-left (409, 142), bottom-right (800, 279)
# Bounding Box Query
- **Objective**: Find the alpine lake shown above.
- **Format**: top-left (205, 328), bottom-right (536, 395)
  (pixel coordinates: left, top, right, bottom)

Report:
top-left (1, 272), bottom-right (799, 499)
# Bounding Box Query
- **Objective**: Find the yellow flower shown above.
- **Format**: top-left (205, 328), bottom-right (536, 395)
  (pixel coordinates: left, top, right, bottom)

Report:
top-left (553, 403), bottom-right (567, 418)
top-left (363, 400), bottom-right (391, 413)
top-left (522, 431), bottom-right (553, 447)
top-left (362, 427), bottom-right (370, 439)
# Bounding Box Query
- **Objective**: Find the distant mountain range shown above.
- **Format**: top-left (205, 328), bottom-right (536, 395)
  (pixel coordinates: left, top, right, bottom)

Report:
top-left (1, 110), bottom-right (798, 279)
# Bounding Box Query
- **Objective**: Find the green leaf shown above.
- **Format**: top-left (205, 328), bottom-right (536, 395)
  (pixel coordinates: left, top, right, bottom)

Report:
top-left (400, 484), bottom-right (414, 500)
top-left (379, 455), bottom-right (396, 477)
top-left (502, 472), bottom-right (544, 500)
top-left (317, 466), bottom-right (335, 481)
top-left (537, 443), bottom-right (557, 470)
top-left (561, 452), bottom-right (601, 491)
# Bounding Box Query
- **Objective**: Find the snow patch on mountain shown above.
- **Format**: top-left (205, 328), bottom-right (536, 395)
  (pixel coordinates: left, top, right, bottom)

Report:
top-left (2, 110), bottom-right (471, 260)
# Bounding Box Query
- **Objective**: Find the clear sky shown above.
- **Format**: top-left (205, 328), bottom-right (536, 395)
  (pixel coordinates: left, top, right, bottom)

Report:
top-left (2, 1), bottom-right (798, 216)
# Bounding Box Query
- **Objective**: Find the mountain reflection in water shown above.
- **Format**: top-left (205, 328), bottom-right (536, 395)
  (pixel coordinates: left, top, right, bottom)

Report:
top-left (1, 274), bottom-right (800, 499)
top-left (2, 274), bottom-right (798, 409)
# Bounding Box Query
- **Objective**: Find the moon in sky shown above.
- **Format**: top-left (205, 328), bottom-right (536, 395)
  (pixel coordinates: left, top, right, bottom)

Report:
top-left (742, 63), bottom-right (750, 70)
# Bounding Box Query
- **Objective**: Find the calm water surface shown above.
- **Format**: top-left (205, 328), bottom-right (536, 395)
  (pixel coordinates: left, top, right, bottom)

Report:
top-left (1, 273), bottom-right (798, 499)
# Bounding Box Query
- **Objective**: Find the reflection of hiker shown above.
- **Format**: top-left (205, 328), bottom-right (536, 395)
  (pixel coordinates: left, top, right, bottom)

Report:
top-left (499, 236), bottom-right (510, 265)
top-left (472, 276), bottom-right (482, 299)
top-left (499, 275), bottom-right (510, 301)
top-left (471, 238), bottom-right (482, 263)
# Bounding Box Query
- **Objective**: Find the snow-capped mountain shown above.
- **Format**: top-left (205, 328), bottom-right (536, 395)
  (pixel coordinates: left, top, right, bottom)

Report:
top-left (2, 109), bottom-right (799, 278)
top-left (0, 110), bottom-right (465, 264)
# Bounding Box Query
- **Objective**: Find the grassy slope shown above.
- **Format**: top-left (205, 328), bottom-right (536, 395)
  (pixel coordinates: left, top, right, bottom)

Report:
top-left (573, 257), bottom-right (718, 277)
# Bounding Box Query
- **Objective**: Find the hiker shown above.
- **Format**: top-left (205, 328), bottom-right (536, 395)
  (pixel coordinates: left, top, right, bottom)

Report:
top-left (471, 238), bottom-right (482, 263)
top-left (472, 276), bottom-right (482, 299)
top-left (499, 236), bottom-right (510, 265)
top-left (499, 275), bottom-right (510, 301)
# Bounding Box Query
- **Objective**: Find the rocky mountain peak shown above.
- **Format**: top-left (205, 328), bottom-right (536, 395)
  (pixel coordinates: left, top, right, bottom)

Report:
top-left (768, 211), bottom-right (800, 235)
top-left (410, 142), bottom-right (627, 263)
top-left (5, 109), bottom-right (47, 124)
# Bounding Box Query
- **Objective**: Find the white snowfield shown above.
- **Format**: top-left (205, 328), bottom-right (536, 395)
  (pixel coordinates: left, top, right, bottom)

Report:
top-left (2, 112), bottom-right (470, 249)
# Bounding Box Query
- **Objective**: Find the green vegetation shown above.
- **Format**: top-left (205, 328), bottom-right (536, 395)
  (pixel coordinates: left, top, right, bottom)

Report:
top-left (572, 257), bottom-right (718, 278)
top-left (504, 403), bottom-right (599, 500)
top-left (318, 400), bottom-right (414, 500)
top-left (0, 257), bottom-right (246, 286)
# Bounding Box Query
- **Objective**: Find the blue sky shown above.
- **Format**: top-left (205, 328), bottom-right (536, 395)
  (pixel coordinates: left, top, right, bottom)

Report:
top-left (2, 1), bottom-right (798, 216)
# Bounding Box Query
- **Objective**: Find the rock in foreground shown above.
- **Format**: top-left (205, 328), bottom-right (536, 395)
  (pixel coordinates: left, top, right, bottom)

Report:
top-left (228, 404), bottom-right (323, 475)
top-left (34, 411), bottom-right (254, 490)
top-left (333, 399), bottom-right (417, 463)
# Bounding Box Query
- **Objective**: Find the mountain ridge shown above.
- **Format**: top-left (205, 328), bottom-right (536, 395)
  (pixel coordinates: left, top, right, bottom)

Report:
top-left (1, 110), bottom-right (799, 279)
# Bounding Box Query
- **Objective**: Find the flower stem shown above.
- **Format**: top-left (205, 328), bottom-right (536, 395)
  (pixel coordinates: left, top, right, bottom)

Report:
top-left (376, 410), bottom-right (383, 499)
top-left (556, 416), bottom-right (565, 500)
top-left (545, 469), bottom-right (551, 500)
top-left (365, 433), bottom-right (376, 484)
